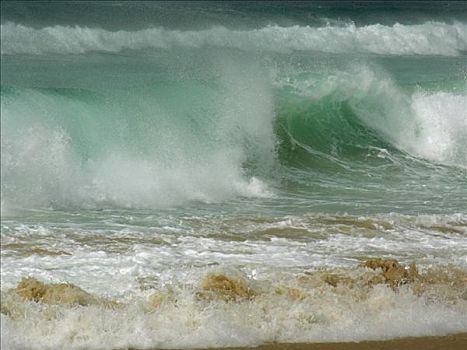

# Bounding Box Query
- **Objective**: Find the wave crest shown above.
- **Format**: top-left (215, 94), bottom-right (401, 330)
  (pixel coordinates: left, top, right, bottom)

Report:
top-left (2, 21), bottom-right (466, 56)
top-left (277, 66), bottom-right (467, 168)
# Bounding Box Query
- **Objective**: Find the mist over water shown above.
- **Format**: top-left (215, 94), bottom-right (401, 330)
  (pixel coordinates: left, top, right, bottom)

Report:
top-left (1, 2), bottom-right (467, 349)
top-left (1, 57), bottom-right (277, 209)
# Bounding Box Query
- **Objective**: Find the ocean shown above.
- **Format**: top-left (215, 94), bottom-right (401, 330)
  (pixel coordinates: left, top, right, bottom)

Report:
top-left (1, 1), bottom-right (466, 349)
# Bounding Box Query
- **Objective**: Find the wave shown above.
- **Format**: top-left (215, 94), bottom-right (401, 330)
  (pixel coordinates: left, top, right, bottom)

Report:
top-left (276, 65), bottom-right (467, 168)
top-left (1, 21), bottom-right (466, 56)
top-left (2, 261), bottom-right (467, 349)
top-left (0, 63), bottom-right (277, 209)
top-left (1, 63), bottom-right (466, 210)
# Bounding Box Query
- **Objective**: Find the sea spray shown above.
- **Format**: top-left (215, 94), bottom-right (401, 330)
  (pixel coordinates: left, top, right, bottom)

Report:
top-left (1, 59), bottom-right (276, 209)
top-left (1, 261), bottom-right (467, 349)
top-left (2, 63), bottom-right (466, 210)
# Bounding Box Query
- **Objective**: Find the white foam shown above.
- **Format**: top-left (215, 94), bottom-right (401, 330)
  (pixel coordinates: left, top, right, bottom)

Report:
top-left (279, 65), bottom-right (467, 167)
top-left (1, 21), bottom-right (466, 56)
top-left (1, 270), bottom-right (466, 350)
top-left (1, 213), bottom-right (466, 294)
top-left (408, 91), bottom-right (467, 165)
top-left (2, 211), bottom-right (466, 348)
top-left (0, 61), bottom-right (276, 209)
top-left (355, 76), bottom-right (467, 167)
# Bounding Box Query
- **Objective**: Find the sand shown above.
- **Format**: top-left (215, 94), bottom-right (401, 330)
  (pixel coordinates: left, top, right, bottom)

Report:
top-left (147, 333), bottom-right (467, 350)
top-left (233, 333), bottom-right (467, 350)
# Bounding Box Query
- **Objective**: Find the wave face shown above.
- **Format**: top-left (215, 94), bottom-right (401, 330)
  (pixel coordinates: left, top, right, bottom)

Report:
top-left (2, 21), bottom-right (467, 56)
top-left (275, 65), bottom-right (467, 166)
top-left (2, 58), bottom-right (466, 211)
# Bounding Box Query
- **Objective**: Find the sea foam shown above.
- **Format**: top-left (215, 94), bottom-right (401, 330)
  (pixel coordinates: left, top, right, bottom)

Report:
top-left (1, 21), bottom-right (466, 56)
top-left (1, 261), bottom-right (466, 350)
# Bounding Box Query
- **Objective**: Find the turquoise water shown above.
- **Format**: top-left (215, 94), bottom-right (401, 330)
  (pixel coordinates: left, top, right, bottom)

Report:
top-left (1, 2), bottom-right (467, 349)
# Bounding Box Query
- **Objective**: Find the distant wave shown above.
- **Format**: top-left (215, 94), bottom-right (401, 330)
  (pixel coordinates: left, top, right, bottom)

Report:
top-left (1, 21), bottom-right (466, 56)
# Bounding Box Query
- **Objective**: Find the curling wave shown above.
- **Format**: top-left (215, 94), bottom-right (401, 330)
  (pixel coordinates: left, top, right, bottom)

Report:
top-left (1, 64), bottom-right (466, 210)
top-left (276, 66), bottom-right (467, 168)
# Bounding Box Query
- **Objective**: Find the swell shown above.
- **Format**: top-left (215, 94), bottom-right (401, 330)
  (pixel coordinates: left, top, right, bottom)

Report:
top-left (1, 21), bottom-right (466, 56)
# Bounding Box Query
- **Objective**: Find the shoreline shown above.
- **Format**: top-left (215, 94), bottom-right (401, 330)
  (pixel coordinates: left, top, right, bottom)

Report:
top-left (143, 333), bottom-right (467, 350)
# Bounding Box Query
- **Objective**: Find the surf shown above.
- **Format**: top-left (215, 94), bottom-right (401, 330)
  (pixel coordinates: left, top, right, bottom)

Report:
top-left (2, 21), bottom-right (466, 56)
top-left (1, 61), bottom-right (466, 211)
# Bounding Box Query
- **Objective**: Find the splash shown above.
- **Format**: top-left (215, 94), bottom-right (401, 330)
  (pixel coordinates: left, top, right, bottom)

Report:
top-left (0, 61), bottom-right (276, 209)
top-left (198, 272), bottom-right (256, 302)
top-left (11, 277), bottom-right (98, 306)
top-left (278, 65), bottom-right (467, 167)
top-left (2, 261), bottom-right (466, 349)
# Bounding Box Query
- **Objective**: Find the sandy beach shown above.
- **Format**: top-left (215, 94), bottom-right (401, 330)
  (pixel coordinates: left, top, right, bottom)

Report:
top-left (160, 333), bottom-right (467, 350)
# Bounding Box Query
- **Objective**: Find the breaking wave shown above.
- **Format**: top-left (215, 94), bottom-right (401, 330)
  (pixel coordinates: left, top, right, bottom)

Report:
top-left (1, 63), bottom-right (466, 210)
top-left (2, 21), bottom-right (466, 56)
top-left (1, 260), bottom-right (466, 349)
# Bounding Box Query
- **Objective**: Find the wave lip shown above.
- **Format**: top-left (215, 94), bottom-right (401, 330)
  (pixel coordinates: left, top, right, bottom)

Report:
top-left (277, 64), bottom-right (467, 168)
top-left (1, 21), bottom-right (466, 56)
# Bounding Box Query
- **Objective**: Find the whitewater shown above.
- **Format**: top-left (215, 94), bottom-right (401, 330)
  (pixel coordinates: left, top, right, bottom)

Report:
top-left (2, 21), bottom-right (467, 56)
top-left (1, 2), bottom-right (466, 349)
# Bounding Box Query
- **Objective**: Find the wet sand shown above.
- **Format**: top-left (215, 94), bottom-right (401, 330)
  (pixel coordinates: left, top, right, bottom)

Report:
top-left (150, 333), bottom-right (467, 350)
